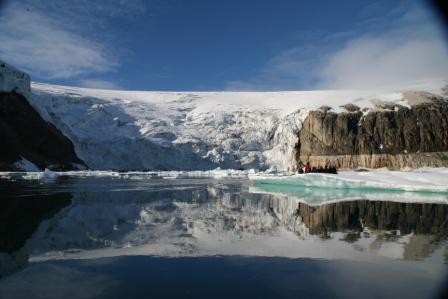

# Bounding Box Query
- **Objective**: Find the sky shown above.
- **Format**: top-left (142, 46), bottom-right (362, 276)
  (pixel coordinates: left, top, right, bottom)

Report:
top-left (0, 0), bottom-right (447, 91)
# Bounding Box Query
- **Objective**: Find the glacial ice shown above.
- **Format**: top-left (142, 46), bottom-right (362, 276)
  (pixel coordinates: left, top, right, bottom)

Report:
top-left (26, 78), bottom-right (447, 171)
top-left (21, 168), bottom-right (59, 181)
top-left (250, 168), bottom-right (448, 204)
top-left (2, 60), bottom-right (447, 172)
top-left (0, 61), bottom-right (446, 171)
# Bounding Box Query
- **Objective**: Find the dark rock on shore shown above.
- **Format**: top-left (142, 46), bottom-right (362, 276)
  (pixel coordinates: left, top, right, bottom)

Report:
top-left (0, 91), bottom-right (85, 171)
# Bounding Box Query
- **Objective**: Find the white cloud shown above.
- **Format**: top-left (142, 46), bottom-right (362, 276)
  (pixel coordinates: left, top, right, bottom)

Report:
top-left (0, 5), bottom-right (117, 79)
top-left (318, 35), bottom-right (448, 89)
top-left (0, 1), bottom-right (144, 80)
top-left (226, 4), bottom-right (448, 91)
top-left (78, 79), bottom-right (121, 90)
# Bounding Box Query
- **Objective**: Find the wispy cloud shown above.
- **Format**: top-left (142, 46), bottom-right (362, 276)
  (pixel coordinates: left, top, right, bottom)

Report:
top-left (226, 3), bottom-right (448, 90)
top-left (226, 45), bottom-right (329, 91)
top-left (0, 4), bottom-right (117, 79)
top-left (0, 0), bottom-right (144, 80)
top-left (78, 79), bottom-right (122, 90)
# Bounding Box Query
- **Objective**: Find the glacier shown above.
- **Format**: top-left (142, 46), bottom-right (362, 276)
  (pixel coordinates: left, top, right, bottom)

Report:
top-left (2, 59), bottom-right (447, 171)
top-left (26, 79), bottom-right (446, 171)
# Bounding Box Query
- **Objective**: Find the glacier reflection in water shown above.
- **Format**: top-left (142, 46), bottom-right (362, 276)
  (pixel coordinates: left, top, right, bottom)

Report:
top-left (0, 176), bottom-right (447, 299)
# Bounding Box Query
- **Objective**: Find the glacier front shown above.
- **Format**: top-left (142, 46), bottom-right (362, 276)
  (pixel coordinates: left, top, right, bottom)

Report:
top-left (27, 79), bottom-right (447, 171)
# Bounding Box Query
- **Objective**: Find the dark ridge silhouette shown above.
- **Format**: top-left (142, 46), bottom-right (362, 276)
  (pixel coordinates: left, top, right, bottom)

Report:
top-left (0, 91), bottom-right (85, 170)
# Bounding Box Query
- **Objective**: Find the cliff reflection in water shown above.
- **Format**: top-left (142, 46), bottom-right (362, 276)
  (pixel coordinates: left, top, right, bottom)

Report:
top-left (0, 182), bottom-right (71, 278)
top-left (0, 177), bottom-right (447, 279)
top-left (297, 200), bottom-right (448, 261)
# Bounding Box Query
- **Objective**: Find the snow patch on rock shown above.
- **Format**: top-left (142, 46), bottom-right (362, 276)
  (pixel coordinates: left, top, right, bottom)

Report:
top-left (0, 60), bottom-right (31, 95)
top-left (13, 158), bottom-right (40, 171)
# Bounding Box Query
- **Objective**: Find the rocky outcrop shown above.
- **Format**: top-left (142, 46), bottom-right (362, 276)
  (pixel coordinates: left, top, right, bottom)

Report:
top-left (0, 91), bottom-right (86, 170)
top-left (0, 61), bottom-right (85, 171)
top-left (296, 94), bottom-right (448, 169)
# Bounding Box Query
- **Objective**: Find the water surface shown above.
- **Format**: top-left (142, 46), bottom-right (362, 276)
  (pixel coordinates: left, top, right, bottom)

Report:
top-left (0, 175), bottom-right (447, 298)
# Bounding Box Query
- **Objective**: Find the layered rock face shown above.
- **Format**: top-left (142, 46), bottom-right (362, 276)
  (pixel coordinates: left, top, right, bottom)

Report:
top-left (296, 94), bottom-right (448, 169)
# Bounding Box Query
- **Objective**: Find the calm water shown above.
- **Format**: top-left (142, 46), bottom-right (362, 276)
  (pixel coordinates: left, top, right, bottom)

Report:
top-left (0, 174), bottom-right (447, 299)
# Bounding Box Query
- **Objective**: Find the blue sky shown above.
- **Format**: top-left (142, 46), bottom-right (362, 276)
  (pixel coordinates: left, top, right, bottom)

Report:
top-left (0, 0), bottom-right (447, 90)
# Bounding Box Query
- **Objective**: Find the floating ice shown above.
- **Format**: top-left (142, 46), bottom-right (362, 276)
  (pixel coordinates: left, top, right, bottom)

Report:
top-left (251, 169), bottom-right (448, 204)
top-left (21, 169), bottom-right (59, 181)
top-left (1, 168), bottom-right (447, 200)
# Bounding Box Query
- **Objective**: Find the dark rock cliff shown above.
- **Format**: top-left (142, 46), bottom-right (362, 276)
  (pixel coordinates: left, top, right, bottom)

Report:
top-left (0, 91), bottom-right (85, 170)
top-left (296, 94), bottom-right (448, 169)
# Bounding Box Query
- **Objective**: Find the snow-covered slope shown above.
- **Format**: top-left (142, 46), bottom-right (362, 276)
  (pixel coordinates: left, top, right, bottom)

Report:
top-left (28, 79), bottom-right (447, 171)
